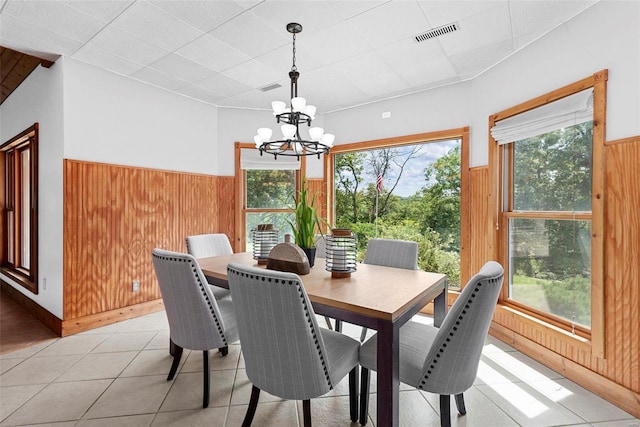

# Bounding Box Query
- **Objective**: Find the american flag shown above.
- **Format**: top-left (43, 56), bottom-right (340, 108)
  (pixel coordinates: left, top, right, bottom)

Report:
top-left (376, 174), bottom-right (383, 193)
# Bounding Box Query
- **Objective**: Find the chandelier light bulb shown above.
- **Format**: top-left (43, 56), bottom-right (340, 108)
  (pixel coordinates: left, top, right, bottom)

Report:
top-left (303, 105), bottom-right (316, 118)
top-left (293, 142), bottom-right (303, 153)
top-left (254, 135), bottom-right (262, 147)
top-left (291, 97), bottom-right (306, 112)
top-left (272, 101), bottom-right (286, 115)
top-left (281, 124), bottom-right (297, 139)
top-left (321, 133), bottom-right (335, 147)
top-left (309, 127), bottom-right (324, 141)
top-left (257, 127), bottom-right (273, 141)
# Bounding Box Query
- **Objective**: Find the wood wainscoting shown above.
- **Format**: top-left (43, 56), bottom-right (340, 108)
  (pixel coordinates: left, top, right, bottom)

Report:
top-left (62, 160), bottom-right (234, 335)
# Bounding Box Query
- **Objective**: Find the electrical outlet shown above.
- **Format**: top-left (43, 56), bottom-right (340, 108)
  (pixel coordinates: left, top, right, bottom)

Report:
top-left (132, 280), bottom-right (140, 292)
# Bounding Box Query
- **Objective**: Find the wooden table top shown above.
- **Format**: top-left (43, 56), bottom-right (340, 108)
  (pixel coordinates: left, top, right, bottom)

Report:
top-left (198, 252), bottom-right (447, 322)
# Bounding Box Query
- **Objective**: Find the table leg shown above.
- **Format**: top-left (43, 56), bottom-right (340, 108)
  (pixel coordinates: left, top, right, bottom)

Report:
top-left (376, 320), bottom-right (400, 427)
top-left (433, 282), bottom-right (448, 327)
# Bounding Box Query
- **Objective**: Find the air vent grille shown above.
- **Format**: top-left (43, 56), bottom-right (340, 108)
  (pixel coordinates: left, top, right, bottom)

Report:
top-left (260, 83), bottom-right (281, 92)
top-left (414, 22), bottom-right (459, 43)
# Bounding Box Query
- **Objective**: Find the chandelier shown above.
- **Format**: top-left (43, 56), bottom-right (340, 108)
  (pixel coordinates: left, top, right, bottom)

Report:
top-left (254, 22), bottom-right (334, 160)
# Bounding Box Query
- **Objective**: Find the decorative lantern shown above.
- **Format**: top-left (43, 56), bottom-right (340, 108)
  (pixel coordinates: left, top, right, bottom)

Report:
top-left (251, 224), bottom-right (279, 265)
top-left (325, 228), bottom-right (357, 278)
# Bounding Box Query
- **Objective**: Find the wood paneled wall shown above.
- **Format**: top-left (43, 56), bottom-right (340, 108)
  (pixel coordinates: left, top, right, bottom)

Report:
top-left (468, 167), bottom-right (491, 276)
top-left (476, 137), bottom-right (640, 416)
top-left (63, 160), bottom-right (231, 331)
top-left (307, 178), bottom-right (328, 232)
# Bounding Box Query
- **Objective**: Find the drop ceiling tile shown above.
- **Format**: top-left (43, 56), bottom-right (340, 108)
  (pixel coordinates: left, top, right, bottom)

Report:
top-left (148, 53), bottom-right (216, 83)
top-left (208, 11), bottom-right (290, 58)
top-left (220, 87), bottom-right (287, 110)
top-left (327, 50), bottom-right (393, 83)
top-left (196, 73), bottom-right (253, 98)
top-left (0, 14), bottom-right (83, 57)
top-left (394, 56), bottom-right (457, 87)
top-left (347, 1), bottom-right (431, 49)
top-left (301, 22), bottom-right (371, 66)
top-left (112, 1), bottom-right (203, 51)
top-left (255, 45), bottom-right (322, 76)
top-left (437, 3), bottom-right (512, 56)
top-left (326, 0), bottom-right (390, 20)
top-left (87, 24), bottom-right (169, 65)
top-left (448, 38), bottom-right (514, 79)
top-left (375, 37), bottom-right (447, 74)
top-left (234, 0), bottom-right (262, 10)
top-left (131, 67), bottom-right (190, 91)
top-left (150, 0), bottom-right (244, 32)
top-left (175, 84), bottom-right (226, 105)
top-left (510, 0), bottom-right (595, 38)
top-left (417, 0), bottom-right (504, 27)
top-left (3, 0), bottom-right (106, 42)
top-left (250, 1), bottom-right (343, 36)
top-left (220, 59), bottom-right (281, 90)
top-left (175, 34), bottom-right (251, 72)
top-left (72, 44), bottom-right (145, 76)
top-left (353, 70), bottom-right (410, 98)
top-left (61, 1), bottom-right (135, 22)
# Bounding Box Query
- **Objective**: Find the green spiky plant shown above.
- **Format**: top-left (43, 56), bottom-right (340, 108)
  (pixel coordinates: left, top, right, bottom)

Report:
top-left (288, 177), bottom-right (323, 248)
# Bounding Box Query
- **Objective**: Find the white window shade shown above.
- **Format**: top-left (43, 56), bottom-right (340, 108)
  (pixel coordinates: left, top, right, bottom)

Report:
top-left (240, 148), bottom-right (301, 170)
top-left (491, 89), bottom-right (593, 145)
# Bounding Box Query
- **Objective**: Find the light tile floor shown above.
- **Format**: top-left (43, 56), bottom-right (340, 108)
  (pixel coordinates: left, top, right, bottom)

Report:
top-left (0, 311), bottom-right (638, 427)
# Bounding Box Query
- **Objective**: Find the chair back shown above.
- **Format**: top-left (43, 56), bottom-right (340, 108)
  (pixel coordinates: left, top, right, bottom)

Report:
top-left (314, 234), bottom-right (326, 258)
top-left (152, 248), bottom-right (235, 351)
top-left (419, 261), bottom-right (504, 394)
top-left (227, 263), bottom-right (334, 400)
top-left (186, 233), bottom-right (233, 258)
top-left (363, 238), bottom-right (418, 270)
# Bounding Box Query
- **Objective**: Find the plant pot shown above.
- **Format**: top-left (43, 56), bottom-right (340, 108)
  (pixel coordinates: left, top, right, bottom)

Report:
top-left (302, 247), bottom-right (317, 267)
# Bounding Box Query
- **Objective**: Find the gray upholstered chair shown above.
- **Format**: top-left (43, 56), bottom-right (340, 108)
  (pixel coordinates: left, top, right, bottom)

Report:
top-left (357, 238), bottom-right (419, 339)
top-left (358, 261), bottom-right (504, 427)
top-left (151, 248), bottom-right (239, 408)
top-left (185, 233), bottom-right (234, 301)
top-left (227, 263), bottom-right (360, 427)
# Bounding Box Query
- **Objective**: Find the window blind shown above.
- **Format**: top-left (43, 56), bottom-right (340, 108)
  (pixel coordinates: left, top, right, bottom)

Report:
top-left (491, 88), bottom-right (593, 145)
top-left (240, 148), bottom-right (301, 170)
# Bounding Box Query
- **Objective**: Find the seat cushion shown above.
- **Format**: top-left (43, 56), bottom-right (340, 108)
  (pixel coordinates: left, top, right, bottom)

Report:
top-left (320, 328), bottom-right (360, 387)
top-left (360, 321), bottom-right (438, 388)
top-left (209, 284), bottom-right (231, 301)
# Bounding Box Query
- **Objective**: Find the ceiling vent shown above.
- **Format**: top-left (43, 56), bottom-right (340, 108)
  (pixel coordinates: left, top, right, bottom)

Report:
top-left (260, 83), bottom-right (281, 92)
top-left (414, 22), bottom-right (459, 43)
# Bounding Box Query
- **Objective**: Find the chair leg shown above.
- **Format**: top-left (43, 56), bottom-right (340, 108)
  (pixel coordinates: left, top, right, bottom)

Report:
top-left (169, 337), bottom-right (177, 356)
top-left (241, 385), bottom-right (261, 427)
top-left (348, 367), bottom-right (359, 422)
top-left (359, 327), bottom-right (368, 342)
top-left (439, 394), bottom-right (451, 427)
top-left (203, 350), bottom-right (210, 408)
top-left (219, 346), bottom-right (229, 356)
top-left (324, 316), bottom-right (333, 330)
top-left (334, 320), bottom-right (342, 332)
top-left (302, 399), bottom-right (312, 427)
top-left (167, 344), bottom-right (183, 381)
top-left (455, 393), bottom-right (466, 415)
top-left (359, 367), bottom-right (370, 425)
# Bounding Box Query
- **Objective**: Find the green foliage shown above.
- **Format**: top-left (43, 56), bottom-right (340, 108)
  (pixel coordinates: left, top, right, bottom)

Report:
top-left (287, 177), bottom-right (322, 249)
top-left (246, 169), bottom-right (296, 208)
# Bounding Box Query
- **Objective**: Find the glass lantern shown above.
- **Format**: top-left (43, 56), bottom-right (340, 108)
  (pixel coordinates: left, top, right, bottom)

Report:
top-left (251, 224), bottom-right (279, 265)
top-left (325, 228), bottom-right (357, 278)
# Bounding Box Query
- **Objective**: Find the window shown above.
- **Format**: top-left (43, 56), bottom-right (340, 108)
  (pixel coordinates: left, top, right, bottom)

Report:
top-left (490, 71), bottom-right (607, 346)
top-left (236, 145), bottom-right (300, 251)
top-left (327, 129), bottom-right (469, 288)
top-left (1, 123), bottom-right (38, 293)
top-left (504, 122), bottom-right (593, 329)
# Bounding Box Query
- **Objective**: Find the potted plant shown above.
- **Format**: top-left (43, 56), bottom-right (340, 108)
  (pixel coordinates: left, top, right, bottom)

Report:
top-left (288, 177), bottom-right (324, 267)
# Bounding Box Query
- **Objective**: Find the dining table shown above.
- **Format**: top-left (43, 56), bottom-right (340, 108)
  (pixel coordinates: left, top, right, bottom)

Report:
top-left (198, 252), bottom-right (448, 427)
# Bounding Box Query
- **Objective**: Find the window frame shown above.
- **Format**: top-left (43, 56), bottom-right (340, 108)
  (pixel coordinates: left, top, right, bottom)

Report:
top-left (1, 123), bottom-right (39, 294)
top-left (324, 128), bottom-right (471, 285)
top-left (234, 142), bottom-right (303, 252)
top-left (489, 70), bottom-right (607, 356)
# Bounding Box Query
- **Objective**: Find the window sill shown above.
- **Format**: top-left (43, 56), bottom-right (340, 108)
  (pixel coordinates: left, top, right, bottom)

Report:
top-left (0, 267), bottom-right (37, 294)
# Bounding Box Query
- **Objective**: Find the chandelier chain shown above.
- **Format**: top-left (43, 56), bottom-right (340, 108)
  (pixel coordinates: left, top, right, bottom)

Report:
top-left (291, 32), bottom-right (297, 71)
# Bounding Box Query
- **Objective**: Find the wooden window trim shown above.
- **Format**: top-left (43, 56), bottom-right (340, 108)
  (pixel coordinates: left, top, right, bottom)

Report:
top-left (488, 70), bottom-right (607, 357)
top-left (1, 123), bottom-right (39, 294)
top-left (323, 127), bottom-right (471, 284)
top-left (234, 142), bottom-right (304, 253)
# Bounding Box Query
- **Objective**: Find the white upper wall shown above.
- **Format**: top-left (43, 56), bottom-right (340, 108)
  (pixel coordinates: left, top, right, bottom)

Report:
top-left (470, 0), bottom-right (640, 165)
top-left (0, 60), bottom-right (65, 318)
top-left (63, 58), bottom-right (220, 175)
